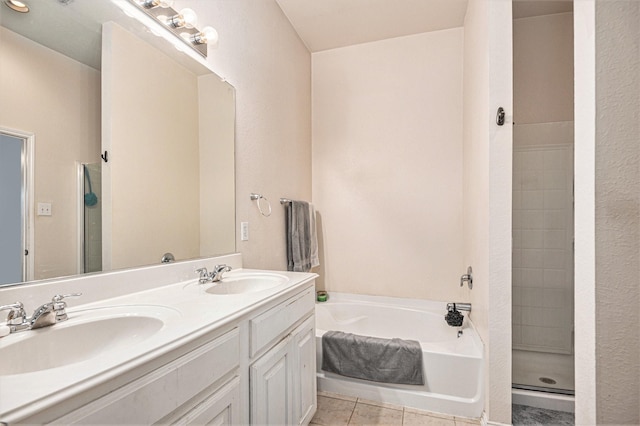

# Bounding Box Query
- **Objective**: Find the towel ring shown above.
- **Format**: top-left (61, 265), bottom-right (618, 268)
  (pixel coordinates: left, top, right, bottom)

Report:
top-left (250, 193), bottom-right (272, 217)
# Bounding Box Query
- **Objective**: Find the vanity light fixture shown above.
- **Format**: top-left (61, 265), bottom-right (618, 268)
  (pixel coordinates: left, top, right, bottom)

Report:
top-left (4, 0), bottom-right (29, 13)
top-left (119, 0), bottom-right (217, 58)
top-left (140, 0), bottom-right (173, 9)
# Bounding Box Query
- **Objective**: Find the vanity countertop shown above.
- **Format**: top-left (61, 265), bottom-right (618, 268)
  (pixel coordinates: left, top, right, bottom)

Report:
top-left (0, 268), bottom-right (317, 423)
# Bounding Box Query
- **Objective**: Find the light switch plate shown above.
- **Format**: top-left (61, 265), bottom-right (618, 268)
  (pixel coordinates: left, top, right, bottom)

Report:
top-left (241, 222), bottom-right (249, 241)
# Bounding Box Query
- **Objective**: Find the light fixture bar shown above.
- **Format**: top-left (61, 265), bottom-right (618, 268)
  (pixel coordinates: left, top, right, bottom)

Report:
top-left (124, 0), bottom-right (209, 58)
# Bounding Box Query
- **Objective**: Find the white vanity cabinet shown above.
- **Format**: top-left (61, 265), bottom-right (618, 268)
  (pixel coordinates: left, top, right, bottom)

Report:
top-left (52, 328), bottom-right (242, 425)
top-left (1, 277), bottom-right (317, 426)
top-left (249, 287), bottom-right (317, 425)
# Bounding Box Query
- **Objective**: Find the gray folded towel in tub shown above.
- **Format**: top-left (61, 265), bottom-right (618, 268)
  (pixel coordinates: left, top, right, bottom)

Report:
top-left (322, 331), bottom-right (424, 385)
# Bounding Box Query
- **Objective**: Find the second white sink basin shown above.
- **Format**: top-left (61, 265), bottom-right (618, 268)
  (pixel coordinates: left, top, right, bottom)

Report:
top-left (0, 305), bottom-right (180, 376)
top-left (206, 272), bottom-right (289, 295)
top-left (183, 271), bottom-right (290, 295)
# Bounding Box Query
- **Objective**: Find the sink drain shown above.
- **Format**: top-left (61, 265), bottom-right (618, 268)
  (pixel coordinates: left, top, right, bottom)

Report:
top-left (539, 377), bottom-right (557, 385)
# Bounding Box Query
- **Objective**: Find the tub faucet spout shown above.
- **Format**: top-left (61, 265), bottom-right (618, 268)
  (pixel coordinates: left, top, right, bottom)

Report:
top-left (447, 302), bottom-right (471, 312)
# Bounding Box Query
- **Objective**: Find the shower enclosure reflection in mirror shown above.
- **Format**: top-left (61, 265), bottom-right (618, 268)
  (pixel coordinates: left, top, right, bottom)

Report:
top-left (0, 128), bottom-right (34, 285)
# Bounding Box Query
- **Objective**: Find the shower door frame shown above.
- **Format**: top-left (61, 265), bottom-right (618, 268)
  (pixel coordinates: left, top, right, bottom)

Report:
top-left (0, 127), bottom-right (35, 284)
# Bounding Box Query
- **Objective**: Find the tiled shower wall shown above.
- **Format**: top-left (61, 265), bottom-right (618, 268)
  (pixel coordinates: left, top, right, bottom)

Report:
top-left (512, 122), bottom-right (574, 355)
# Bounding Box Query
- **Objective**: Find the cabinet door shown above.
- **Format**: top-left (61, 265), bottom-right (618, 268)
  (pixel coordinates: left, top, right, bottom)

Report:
top-left (250, 337), bottom-right (292, 425)
top-left (292, 316), bottom-right (317, 425)
top-left (173, 377), bottom-right (241, 425)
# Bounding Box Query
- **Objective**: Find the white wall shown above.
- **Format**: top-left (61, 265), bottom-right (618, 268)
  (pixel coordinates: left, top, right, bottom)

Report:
top-left (0, 26), bottom-right (101, 280)
top-left (463, 0), bottom-right (512, 422)
top-left (311, 29), bottom-right (465, 301)
top-left (175, 0), bottom-right (312, 271)
top-left (573, 1), bottom-right (597, 421)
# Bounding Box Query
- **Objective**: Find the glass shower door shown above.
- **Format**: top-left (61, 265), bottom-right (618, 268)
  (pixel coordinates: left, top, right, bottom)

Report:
top-left (512, 123), bottom-right (575, 393)
top-left (82, 163), bottom-right (102, 274)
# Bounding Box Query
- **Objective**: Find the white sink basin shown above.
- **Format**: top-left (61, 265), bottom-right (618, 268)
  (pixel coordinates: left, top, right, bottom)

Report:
top-left (188, 272), bottom-right (289, 295)
top-left (0, 305), bottom-right (180, 376)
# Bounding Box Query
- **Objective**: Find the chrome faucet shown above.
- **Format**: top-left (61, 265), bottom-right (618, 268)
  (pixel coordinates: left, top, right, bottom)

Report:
top-left (0, 302), bottom-right (29, 333)
top-left (196, 267), bottom-right (211, 283)
top-left (0, 293), bottom-right (82, 334)
top-left (195, 264), bottom-right (232, 284)
top-left (30, 293), bottom-right (82, 329)
top-left (211, 264), bottom-right (232, 282)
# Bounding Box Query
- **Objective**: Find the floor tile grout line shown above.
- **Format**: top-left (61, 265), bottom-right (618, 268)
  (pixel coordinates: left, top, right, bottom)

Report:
top-left (346, 401), bottom-right (356, 425)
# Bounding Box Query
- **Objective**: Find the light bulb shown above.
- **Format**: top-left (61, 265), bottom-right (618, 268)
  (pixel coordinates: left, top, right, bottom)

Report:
top-left (191, 26), bottom-right (218, 46)
top-left (179, 8), bottom-right (198, 29)
top-left (166, 7), bottom-right (197, 29)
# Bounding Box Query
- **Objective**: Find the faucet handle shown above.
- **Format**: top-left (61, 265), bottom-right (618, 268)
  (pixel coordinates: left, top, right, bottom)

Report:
top-left (52, 293), bottom-right (82, 303)
top-left (196, 267), bottom-right (211, 283)
top-left (213, 264), bottom-right (231, 273)
top-left (51, 293), bottom-right (82, 322)
top-left (0, 302), bottom-right (27, 325)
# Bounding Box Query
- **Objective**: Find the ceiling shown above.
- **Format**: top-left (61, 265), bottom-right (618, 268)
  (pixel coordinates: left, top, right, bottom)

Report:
top-left (276, 0), bottom-right (573, 53)
top-left (275, 0), bottom-right (469, 53)
top-left (513, 1), bottom-right (572, 19)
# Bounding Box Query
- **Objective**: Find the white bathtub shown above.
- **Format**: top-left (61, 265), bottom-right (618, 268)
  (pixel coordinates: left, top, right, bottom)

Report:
top-left (315, 292), bottom-right (484, 419)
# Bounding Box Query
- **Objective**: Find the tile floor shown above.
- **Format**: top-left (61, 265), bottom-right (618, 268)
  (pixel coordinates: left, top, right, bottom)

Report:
top-left (512, 404), bottom-right (574, 425)
top-left (310, 392), bottom-right (482, 426)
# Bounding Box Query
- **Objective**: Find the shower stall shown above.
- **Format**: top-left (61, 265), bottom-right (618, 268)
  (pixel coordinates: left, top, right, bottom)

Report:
top-left (512, 123), bottom-right (574, 393)
top-left (511, 2), bottom-right (575, 404)
top-left (81, 162), bottom-right (102, 274)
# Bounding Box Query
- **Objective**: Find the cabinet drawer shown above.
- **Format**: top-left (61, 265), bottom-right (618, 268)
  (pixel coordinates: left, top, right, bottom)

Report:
top-left (171, 376), bottom-right (241, 425)
top-left (250, 287), bottom-right (314, 357)
top-left (56, 328), bottom-right (240, 425)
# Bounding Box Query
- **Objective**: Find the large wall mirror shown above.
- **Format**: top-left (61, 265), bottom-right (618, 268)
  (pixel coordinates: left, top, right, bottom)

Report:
top-left (0, 0), bottom-right (236, 287)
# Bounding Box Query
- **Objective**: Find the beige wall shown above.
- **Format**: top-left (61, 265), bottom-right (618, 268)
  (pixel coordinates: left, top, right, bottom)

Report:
top-left (311, 29), bottom-right (465, 300)
top-left (104, 23), bottom-right (200, 270)
top-left (594, 1), bottom-right (639, 422)
top-left (176, 0), bottom-right (312, 270)
top-left (0, 27), bottom-right (101, 280)
top-left (513, 13), bottom-right (574, 125)
top-left (198, 75), bottom-right (236, 257)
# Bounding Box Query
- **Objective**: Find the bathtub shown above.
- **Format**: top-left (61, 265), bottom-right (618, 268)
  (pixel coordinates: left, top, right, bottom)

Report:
top-left (315, 292), bottom-right (484, 419)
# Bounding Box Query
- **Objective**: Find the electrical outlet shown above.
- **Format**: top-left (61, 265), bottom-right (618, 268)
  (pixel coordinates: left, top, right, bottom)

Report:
top-left (241, 222), bottom-right (249, 241)
top-left (37, 202), bottom-right (52, 216)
